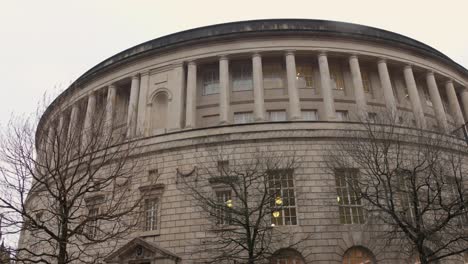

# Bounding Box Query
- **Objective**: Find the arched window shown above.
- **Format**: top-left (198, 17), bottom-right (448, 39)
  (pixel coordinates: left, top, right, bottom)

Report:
top-left (343, 246), bottom-right (376, 264)
top-left (150, 91), bottom-right (169, 133)
top-left (270, 248), bottom-right (305, 264)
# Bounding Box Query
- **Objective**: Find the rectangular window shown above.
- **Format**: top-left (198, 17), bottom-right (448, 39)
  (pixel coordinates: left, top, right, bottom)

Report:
top-left (397, 170), bottom-right (416, 223)
top-left (202, 67), bottom-right (220, 95)
top-left (336, 110), bottom-right (349, 121)
top-left (145, 199), bottom-right (158, 231)
top-left (216, 190), bottom-right (232, 225)
top-left (296, 63), bottom-right (315, 89)
top-left (301, 110), bottom-right (318, 121)
top-left (268, 110), bottom-right (287, 122)
top-left (263, 61), bottom-right (285, 89)
top-left (330, 64), bottom-right (345, 91)
top-left (87, 207), bottom-right (99, 238)
top-left (268, 169), bottom-right (297, 226)
top-left (368, 112), bottom-right (377, 123)
top-left (361, 69), bottom-right (372, 93)
top-left (335, 169), bottom-right (365, 224)
top-left (234, 112), bottom-right (254, 124)
top-left (232, 61), bottom-right (253, 91)
top-left (217, 160), bottom-right (229, 176)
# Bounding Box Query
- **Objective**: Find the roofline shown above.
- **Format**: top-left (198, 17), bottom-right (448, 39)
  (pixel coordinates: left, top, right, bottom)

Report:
top-left (37, 19), bottom-right (468, 142)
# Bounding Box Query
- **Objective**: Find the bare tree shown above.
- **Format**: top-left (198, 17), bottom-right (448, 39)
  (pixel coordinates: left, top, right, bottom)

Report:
top-left (179, 149), bottom-right (308, 264)
top-left (0, 96), bottom-right (146, 264)
top-left (327, 111), bottom-right (468, 264)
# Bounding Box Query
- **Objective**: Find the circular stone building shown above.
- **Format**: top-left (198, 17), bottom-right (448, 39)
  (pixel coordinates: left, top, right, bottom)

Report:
top-left (19, 19), bottom-right (468, 263)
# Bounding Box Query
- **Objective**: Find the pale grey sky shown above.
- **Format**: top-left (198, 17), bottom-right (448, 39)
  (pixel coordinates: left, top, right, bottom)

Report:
top-left (1, 0), bottom-right (468, 128)
top-left (0, 0), bottom-right (467, 248)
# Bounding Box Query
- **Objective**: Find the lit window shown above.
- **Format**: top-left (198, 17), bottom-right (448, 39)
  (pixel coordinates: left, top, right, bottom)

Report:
top-left (268, 169), bottom-right (297, 226)
top-left (216, 190), bottom-right (232, 225)
top-left (234, 112), bottom-right (254, 124)
top-left (202, 67), bottom-right (220, 95)
top-left (361, 69), bottom-right (372, 93)
top-left (301, 110), bottom-right (318, 121)
top-left (335, 169), bottom-right (365, 224)
top-left (330, 64), bottom-right (345, 91)
top-left (342, 246), bottom-right (376, 264)
top-left (336, 111), bottom-right (349, 121)
top-left (145, 199), bottom-right (158, 231)
top-left (263, 61), bottom-right (285, 89)
top-left (87, 207), bottom-right (99, 238)
top-left (232, 61), bottom-right (253, 91)
top-left (268, 110), bottom-right (287, 122)
top-left (296, 63), bottom-right (314, 89)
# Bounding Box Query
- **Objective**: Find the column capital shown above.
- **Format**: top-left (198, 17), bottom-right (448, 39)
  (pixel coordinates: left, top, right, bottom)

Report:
top-left (349, 54), bottom-right (359, 60)
top-left (445, 79), bottom-right (453, 85)
top-left (131, 73), bottom-right (140, 80)
top-left (377, 58), bottom-right (387, 64)
top-left (108, 83), bottom-right (117, 89)
top-left (218, 54), bottom-right (229, 61)
top-left (187, 60), bottom-right (197, 66)
top-left (426, 71), bottom-right (435, 77)
top-left (404, 64), bottom-right (413, 70)
top-left (251, 51), bottom-right (262, 58)
top-left (318, 51), bottom-right (327, 57)
top-left (285, 50), bottom-right (296, 56)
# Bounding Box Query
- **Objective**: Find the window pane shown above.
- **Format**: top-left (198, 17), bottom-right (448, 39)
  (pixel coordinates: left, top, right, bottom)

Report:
top-left (232, 61), bottom-right (253, 91)
top-left (335, 169), bottom-right (364, 224)
top-left (268, 169), bottom-right (297, 226)
top-left (203, 67), bottom-right (220, 95)
top-left (301, 110), bottom-right (318, 121)
top-left (234, 112), bottom-right (254, 124)
top-left (263, 61), bottom-right (285, 89)
top-left (268, 110), bottom-right (287, 122)
top-left (336, 111), bottom-right (349, 121)
top-left (296, 63), bottom-right (314, 89)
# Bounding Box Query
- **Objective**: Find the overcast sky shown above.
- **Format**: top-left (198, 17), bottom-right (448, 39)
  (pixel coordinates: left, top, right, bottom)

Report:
top-left (0, 0), bottom-right (467, 245)
top-left (1, 0), bottom-right (468, 128)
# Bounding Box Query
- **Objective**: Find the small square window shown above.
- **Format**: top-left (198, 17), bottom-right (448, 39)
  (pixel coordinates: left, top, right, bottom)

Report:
top-left (336, 111), bottom-right (349, 121)
top-left (301, 110), bottom-right (318, 121)
top-left (234, 112), bottom-right (254, 124)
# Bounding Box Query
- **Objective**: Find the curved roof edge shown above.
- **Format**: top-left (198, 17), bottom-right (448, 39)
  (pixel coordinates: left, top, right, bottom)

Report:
top-left (37, 19), bottom-right (468, 142)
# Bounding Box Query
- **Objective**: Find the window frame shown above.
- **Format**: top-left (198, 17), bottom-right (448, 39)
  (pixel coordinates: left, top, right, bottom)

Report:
top-left (215, 189), bottom-right (233, 225)
top-left (202, 66), bottom-right (220, 96)
top-left (301, 110), bottom-right (318, 121)
top-left (267, 110), bottom-right (287, 122)
top-left (267, 169), bottom-right (298, 226)
top-left (232, 61), bottom-right (253, 92)
top-left (335, 168), bottom-right (365, 225)
top-left (144, 198), bottom-right (159, 232)
top-left (233, 111), bottom-right (254, 124)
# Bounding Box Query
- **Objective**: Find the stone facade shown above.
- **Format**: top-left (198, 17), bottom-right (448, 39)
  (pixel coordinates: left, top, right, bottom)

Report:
top-left (20, 19), bottom-right (468, 263)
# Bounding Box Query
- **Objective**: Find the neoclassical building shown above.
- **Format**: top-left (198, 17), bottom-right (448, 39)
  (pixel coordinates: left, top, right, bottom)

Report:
top-left (19, 19), bottom-right (468, 263)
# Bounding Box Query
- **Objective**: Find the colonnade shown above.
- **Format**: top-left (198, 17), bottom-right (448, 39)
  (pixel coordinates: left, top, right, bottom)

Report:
top-left (49, 50), bottom-right (468, 146)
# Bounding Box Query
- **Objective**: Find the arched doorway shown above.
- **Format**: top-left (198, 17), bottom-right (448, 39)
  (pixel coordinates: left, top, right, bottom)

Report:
top-left (343, 246), bottom-right (376, 264)
top-left (270, 248), bottom-right (305, 264)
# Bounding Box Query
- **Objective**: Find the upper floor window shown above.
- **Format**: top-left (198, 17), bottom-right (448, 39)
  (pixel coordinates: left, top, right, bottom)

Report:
top-left (145, 198), bottom-right (159, 231)
top-left (270, 248), bottom-right (305, 264)
top-left (343, 246), bottom-right (376, 264)
top-left (268, 169), bottom-right (297, 226)
top-left (268, 110), bottom-right (287, 122)
top-left (330, 63), bottom-right (345, 91)
top-left (296, 63), bottom-right (315, 89)
top-left (234, 112), bottom-right (254, 124)
top-left (232, 61), bottom-right (253, 91)
top-left (301, 110), bottom-right (318, 121)
top-left (202, 67), bottom-right (220, 95)
top-left (335, 169), bottom-right (365, 224)
top-left (336, 111), bottom-right (349, 121)
top-left (361, 68), bottom-right (372, 93)
top-left (263, 60), bottom-right (285, 89)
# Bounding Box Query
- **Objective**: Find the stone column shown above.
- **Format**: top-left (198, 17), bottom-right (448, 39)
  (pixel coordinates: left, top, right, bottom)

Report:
top-left (377, 59), bottom-right (397, 114)
top-left (252, 52), bottom-right (265, 121)
top-left (461, 88), bottom-right (468, 119)
top-left (105, 84), bottom-right (117, 137)
top-left (185, 61), bottom-right (197, 128)
top-left (403, 65), bottom-right (426, 129)
top-left (219, 55), bottom-right (230, 124)
top-left (168, 63), bottom-right (185, 131)
top-left (67, 104), bottom-right (79, 140)
top-left (318, 52), bottom-right (336, 121)
top-left (82, 92), bottom-right (96, 145)
top-left (136, 71), bottom-right (149, 136)
top-left (127, 74), bottom-right (140, 138)
top-left (285, 51), bottom-right (301, 120)
top-left (426, 72), bottom-right (448, 132)
top-left (349, 55), bottom-right (367, 119)
top-left (445, 80), bottom-right (465, 126)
